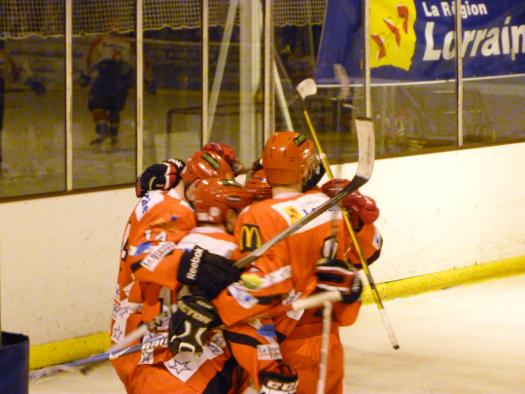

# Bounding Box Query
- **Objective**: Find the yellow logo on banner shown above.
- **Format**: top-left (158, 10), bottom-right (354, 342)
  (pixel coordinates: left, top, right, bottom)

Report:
top-left (370, 0), bottom-right (417, 71)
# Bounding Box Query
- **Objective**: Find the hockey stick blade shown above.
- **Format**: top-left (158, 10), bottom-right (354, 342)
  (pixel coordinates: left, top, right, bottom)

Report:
top-left (296, 78), bottom-right (318, 100)
top-left (287, 78), bottom-right (317, 107)
top-left (333, 64), bottom-right (351, 100)
top-left (234, 119), bottom-right (374, 269)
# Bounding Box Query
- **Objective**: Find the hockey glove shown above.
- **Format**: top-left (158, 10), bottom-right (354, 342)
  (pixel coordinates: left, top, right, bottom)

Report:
top-left (203, 142), bottom-right (245, 175)
top-left (259, 364), bottom-right (298, 394)
top-left (251, 158), bottom-right (264, 172)
top-left (316, 258), bottom-right (363, 304)
top-left (178, 246), bottom-right (240, 299)
top-left (135, 158), bottom-right (186, 197)
top-left (168, 295), bottom-right (221, 355)
top-left (321, 178), bottom-right (379, 231)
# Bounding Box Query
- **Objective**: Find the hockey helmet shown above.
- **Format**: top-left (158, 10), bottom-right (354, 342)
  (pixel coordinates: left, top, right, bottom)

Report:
top-left (193, 178), bottom-right (253, 224)
top-left (203, 142), bottom-right (244, 175)
top-left (262, 131), bottom-right (316, 185)
top-left (181, 150), bottom-right (234, 185)
top-left (245, 169), bottom-right (272, 201)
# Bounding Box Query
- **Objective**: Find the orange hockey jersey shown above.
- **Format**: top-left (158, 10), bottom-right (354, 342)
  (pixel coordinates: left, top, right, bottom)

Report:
top-left (215, 190), bottom-right (357, 328)
top-left (130, 226), bottom-right (243, 393)
top-left (113, 195), bottom-right (245, 394)
top-left (110, 189), bottom-right (195, 391)
top-left (213, 189), bottom-right (382, 391)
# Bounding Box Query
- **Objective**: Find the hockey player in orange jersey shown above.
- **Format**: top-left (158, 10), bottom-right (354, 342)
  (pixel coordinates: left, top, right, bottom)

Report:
top-left (210, 131), bottom-right (382, 393)
top-left (110, 150), bottom-right (243, 393)
top-left (128, 177), bottom-right (253, 393)
top-left (179, 132), bottom-right (360, 393)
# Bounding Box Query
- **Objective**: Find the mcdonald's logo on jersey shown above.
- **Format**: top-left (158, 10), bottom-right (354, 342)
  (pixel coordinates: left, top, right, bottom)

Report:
top-left (240, 224), bottom-right (262, 252)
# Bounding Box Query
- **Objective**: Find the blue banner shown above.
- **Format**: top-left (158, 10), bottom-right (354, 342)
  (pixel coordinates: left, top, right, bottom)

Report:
top-left (315, 0), bottom-right (525, 83)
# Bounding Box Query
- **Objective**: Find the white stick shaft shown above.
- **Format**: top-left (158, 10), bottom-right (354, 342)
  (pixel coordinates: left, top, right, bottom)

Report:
top-left (108, 324), bottom-right (149, 353)
top-left (316, 301), bottom-right (333, 394)
top-left (291, 290), bottom-right (341, 311)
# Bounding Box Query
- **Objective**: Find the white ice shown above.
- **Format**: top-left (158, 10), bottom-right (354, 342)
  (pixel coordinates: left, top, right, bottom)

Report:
top-left (29, 274), bottom-right (525, 393)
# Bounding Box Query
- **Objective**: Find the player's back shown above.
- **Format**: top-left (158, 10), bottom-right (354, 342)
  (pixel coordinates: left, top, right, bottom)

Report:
top-left (236, 190), bottom-right (348, 296)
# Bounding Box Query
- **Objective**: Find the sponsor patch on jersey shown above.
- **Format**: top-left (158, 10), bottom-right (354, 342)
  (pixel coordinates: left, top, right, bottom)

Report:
top-left (257, 344), bottom-right (282, 361)
top-left (283, 290), bottom-right (304, 321)
top-left (135, 191), bottom-right (164, 221)
top-left (139, 331), bottom-right (168, 365)
top-left (282, 206), bottom-right (303, 224)
top-left (140, 242), bottom-right (176, 271)
top-left (260, 266), bottom-right (292, 289)
top-left (131, 242), bottom-right (152, 256)
top-left (164, 351), bottom-right (202, 381)
top-left (227, 283), bottom-right (258, 309)
top-left (256, 324), bottom-right (277, 338)
top-left (273, 193), bottom-right (342, 231)
top-left (240, 224), bottom-right (262, 252)
top-left (373, 225), bottom-right (383, 250)
top-left (165, 346), bottom-right (220, 382)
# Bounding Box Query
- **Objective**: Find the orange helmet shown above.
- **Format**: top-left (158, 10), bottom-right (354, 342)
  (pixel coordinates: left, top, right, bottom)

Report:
top-left (245, 169), bottom-right (272, 201)
top-left (193, 178), bottom-right (253, 224)
top-left (181, 150), bottom-right (234, 185)
top-left (262, 131), bottom-right (315, 185)
top-left (203, 142), bottom-right (245, 176)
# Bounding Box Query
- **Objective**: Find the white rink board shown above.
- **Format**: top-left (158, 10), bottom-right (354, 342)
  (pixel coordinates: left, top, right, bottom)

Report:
top-left (336, 142), bottom-right (525, 281)
top-left (1, 142), bottom-right (525, 345)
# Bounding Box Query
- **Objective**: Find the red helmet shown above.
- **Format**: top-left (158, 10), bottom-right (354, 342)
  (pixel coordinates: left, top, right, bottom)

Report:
top-left (262, 131), bottom-right (315, 185)
top-left (193, 178), bottom-right (253, 224)
top-left (203, 142), bottom-right (244, 176)
top-left (181, 150), bottom-right (234, 185)
top-left (245, 169), bottom-right (272, 201)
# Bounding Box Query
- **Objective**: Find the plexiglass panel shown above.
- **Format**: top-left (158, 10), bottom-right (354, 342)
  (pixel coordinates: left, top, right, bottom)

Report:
top-left (464, 76), bottom-right (525, 145)
top-left (0, 36), bottom-right (65, 198)
top-left (276, 9), bottom-right (364, 164)
top-left (143, 26), bottom-right (202, 167)
top-left (208, 0), bottom-right (263, 167)
top-left (72, 3), bottom-right (136, 189)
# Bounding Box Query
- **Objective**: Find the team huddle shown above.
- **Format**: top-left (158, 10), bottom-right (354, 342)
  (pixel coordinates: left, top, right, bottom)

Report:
top-left (110, 131), bottom-right (382, 394)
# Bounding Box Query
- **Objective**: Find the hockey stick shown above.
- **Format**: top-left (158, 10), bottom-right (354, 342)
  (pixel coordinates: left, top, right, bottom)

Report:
top-left (109, 121), bottom-right (374, 354)
top-left (30, 291), bottom-right (343, 380)
top-left (296, 74), bottom-right (400, 350)
top-left (316, 301), bottom-right (333, 394)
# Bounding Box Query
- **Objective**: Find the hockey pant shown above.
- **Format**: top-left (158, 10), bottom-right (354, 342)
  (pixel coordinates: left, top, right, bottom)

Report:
top-left (281, 321), bottom-right (344, 394)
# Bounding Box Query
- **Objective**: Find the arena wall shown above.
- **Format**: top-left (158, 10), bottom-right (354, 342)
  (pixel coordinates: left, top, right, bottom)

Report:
top-left (1, 142), bottom-right (524, 348)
